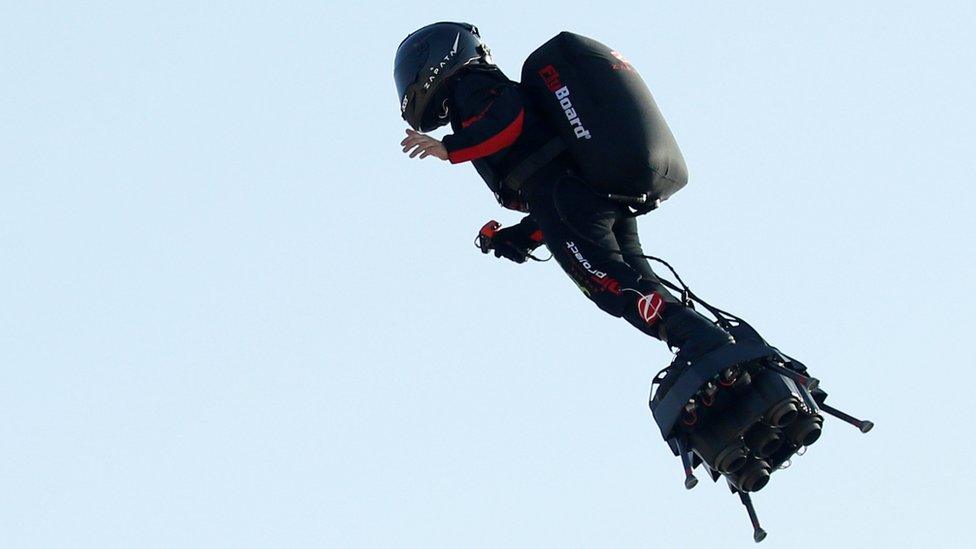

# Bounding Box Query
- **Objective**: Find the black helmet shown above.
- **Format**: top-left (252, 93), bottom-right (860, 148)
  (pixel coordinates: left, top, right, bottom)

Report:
top-left (394, 22), bottom-right (492, 131)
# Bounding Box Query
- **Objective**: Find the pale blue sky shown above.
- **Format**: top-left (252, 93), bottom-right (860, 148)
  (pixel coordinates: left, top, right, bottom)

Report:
top-left (1, 2), bottom-right (974, 548)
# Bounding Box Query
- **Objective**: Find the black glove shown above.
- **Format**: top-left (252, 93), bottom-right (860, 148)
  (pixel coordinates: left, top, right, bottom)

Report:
top-left (479, 216), bottom-right (544, 264)
top-left (492, 226), bottom-right (533, 263)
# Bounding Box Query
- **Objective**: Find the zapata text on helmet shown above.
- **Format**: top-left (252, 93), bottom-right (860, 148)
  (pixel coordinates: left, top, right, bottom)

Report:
top-left (423, 33), bottom-right (461, 91)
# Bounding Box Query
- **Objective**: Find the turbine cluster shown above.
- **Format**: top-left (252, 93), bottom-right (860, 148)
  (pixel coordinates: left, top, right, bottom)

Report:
top-left (648, 317), bottom-right (872, 543)
top-left (678, 358), bottom-right (823, 493)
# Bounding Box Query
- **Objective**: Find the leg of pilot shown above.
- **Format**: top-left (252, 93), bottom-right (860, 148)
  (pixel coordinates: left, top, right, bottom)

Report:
top-left (527, 175), bottom-right (731, 357)
top-left (613, 215), bottom-right (674, 296)
top-left (527, 175), bottom-right (677, 339)
top-left (613, 213), bottom-right (732, 358)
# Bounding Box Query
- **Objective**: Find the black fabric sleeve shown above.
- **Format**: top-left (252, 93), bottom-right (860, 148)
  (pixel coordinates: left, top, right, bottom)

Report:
top-left (442, 74), bottom-right (525, 164)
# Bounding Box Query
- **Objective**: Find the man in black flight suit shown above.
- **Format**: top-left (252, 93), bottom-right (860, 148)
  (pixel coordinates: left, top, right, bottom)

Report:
top-left (394, 22), bottom-right (732, 369)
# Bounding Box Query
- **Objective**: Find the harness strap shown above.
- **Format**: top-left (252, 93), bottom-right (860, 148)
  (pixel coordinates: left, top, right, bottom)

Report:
top-left (499, 137), bottom-right (567, 193)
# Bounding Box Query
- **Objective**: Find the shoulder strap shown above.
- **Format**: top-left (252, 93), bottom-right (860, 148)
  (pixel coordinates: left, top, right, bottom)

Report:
top-left (499, 137), bottom-right (567, 192)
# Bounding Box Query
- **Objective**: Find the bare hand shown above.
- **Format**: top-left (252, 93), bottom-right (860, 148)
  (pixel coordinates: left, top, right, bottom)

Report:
top-left (400, 129), bottom-right (449, 161)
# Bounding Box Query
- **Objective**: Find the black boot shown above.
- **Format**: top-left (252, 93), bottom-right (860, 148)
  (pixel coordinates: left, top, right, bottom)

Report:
top-left (653, 307), bottom-right (734, 401)
top-left (659, 306), bottom-right (733, 360)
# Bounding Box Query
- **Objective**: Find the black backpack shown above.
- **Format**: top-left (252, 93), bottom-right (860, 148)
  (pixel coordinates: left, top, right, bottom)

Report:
top-left (520, 32), bottom-right (688, 211)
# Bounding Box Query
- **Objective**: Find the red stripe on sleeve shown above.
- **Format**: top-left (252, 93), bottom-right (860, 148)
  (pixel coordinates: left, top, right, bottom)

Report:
top-left (448, 109), bottom-right (525, 164)
top-left (461, 104), bottom-right (491, 128)
top-left (462, 90), bottom-right (501, 128)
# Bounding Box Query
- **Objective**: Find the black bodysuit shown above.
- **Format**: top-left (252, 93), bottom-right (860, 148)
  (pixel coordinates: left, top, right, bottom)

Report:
top-left (441, 67), bottom-right (729, 357)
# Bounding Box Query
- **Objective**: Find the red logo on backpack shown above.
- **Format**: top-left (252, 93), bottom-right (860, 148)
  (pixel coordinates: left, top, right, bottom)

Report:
top-left (610, 50), bottom-right (634, 71)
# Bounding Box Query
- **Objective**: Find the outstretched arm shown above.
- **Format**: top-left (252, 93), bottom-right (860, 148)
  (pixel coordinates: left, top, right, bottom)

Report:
top-left (400, 129), bottom-right (449, 160)
top-left (399, 74), bottom-right (523, 163)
